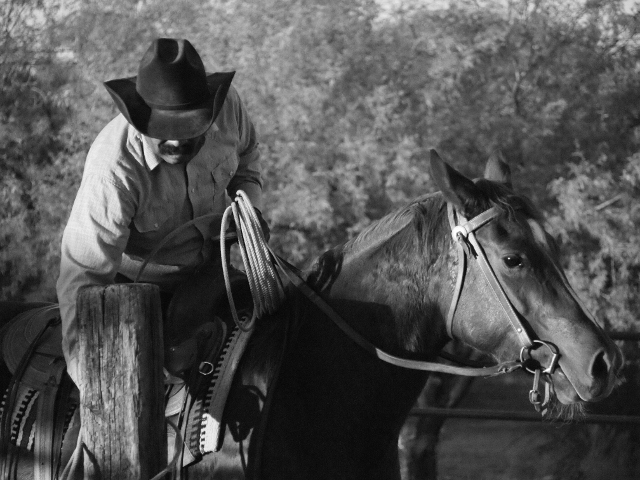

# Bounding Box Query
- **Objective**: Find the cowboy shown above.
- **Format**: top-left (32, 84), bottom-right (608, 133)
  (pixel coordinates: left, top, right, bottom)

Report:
top-left (57, 38), bottom-right (268, 384)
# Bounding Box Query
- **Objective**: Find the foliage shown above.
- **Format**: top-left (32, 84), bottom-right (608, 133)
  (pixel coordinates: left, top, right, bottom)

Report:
top-left (1, 0), bottom-right (74, 300)
top-left (548, 151), bottom-right (640, 366)
top-left (1, 1), bottom-right (639, 352)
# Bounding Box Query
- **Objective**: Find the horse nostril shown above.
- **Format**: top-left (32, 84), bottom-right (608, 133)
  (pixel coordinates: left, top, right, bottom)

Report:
top-left (591, 350), bottom-right (610, 380)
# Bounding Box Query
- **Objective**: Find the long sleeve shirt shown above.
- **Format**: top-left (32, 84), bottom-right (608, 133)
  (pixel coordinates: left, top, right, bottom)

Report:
top-left (56, 85), bottom-right (262, 381)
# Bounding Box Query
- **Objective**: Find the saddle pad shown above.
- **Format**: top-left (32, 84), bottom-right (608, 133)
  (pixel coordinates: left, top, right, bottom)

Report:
top-left (1, 305), bottom-right (63, 390)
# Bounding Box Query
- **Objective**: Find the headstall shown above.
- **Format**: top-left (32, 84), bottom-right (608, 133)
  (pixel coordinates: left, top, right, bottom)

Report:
top-left (446, 202), bottom-right (560, 412)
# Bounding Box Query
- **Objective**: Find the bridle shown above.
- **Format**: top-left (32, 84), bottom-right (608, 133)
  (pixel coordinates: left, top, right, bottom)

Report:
top-left (274, 200), bottom-right (562, 413)
top-left (445, 202), bottom-right (560, 412)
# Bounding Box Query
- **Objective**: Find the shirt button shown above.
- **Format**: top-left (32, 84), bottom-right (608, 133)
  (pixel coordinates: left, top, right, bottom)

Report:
top-left (154, 223), bottom-right (159, 228)
top-left (229, 171), bottom-right (233, 177)
top-left (191, 188), bottom-right (195, 193)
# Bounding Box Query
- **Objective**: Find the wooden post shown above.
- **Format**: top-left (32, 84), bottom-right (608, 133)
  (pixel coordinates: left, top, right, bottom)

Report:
top-left (76, 284), bottom-right (167, 479)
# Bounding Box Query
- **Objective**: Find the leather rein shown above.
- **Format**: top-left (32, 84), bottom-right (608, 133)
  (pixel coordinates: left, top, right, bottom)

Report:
top-left (272, 202), bottom-right (562, 412)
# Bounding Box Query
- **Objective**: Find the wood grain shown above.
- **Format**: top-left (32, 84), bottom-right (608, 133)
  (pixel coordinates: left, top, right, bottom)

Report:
top-left (76, 284), bottom-right (166, 479)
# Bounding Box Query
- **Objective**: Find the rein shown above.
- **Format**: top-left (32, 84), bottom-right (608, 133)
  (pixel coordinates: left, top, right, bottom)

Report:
top-left (272, 252), bottom-right (523, 376)
top-left (270, 201), bottom-right (561, 412)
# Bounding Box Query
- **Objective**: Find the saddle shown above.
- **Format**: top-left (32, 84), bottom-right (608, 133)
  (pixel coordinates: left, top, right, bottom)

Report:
top-left (164, 260), bottom-right (252, 376)
top-left (0, 304), bottom-right (75, 480)
top-left (163, 262), bottom-right (256, 468)
top-left (1, 304), bottom-right (63, 387)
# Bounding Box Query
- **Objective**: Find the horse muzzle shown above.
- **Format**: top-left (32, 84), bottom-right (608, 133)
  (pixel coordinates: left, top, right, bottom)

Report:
top-left (552, 339), bottom-right (622, 404)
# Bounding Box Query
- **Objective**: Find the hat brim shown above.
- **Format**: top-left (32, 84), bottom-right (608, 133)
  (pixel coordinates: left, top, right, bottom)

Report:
top-left (104, 71), bottom-right (236, 140)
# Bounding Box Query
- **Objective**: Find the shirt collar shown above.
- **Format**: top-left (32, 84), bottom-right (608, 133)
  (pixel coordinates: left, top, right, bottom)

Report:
top-left (140, 135), bottom-right (162, 171)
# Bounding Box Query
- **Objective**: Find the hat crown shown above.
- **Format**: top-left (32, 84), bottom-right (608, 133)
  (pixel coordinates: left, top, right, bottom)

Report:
top-left (136, 38), bottom-right (210, 109)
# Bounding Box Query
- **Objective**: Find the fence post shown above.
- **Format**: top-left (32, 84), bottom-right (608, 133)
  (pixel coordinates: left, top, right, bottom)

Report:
top-left (76, 284), bottom-right (167, 479)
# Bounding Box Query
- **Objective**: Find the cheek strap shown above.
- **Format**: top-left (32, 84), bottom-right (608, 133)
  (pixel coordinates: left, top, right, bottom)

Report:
top-left (445, 203), bottom-right (532, 348)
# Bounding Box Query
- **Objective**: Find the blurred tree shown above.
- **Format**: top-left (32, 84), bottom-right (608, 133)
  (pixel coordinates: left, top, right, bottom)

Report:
top-left (0, 0), bottom-right (75, 299)
top-left (2, 0), bottom-right (639, 332)
top-left (371, 0), bottom-right (640, 204)
top-left (549, 153), bottom-right (640, 334)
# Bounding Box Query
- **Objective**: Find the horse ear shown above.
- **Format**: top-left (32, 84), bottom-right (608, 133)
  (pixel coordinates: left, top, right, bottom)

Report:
top-left (429, 149), bottom-right (479, 214)
top-left (484, 150), bottom-right (512, 188)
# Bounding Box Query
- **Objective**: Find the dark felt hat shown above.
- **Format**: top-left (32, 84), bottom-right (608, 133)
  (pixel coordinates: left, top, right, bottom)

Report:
top-left (104, 38), bottom-right (235, 140)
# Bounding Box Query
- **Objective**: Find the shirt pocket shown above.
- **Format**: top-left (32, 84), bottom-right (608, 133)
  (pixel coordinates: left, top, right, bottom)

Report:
top-left (211, 151), bottom-right (239, 199)
top-left (132, 195), bottom-right (176, 233)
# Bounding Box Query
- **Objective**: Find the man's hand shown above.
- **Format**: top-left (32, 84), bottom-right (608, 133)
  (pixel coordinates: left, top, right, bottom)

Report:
top-left (223, 208), bottom-right (269, 243)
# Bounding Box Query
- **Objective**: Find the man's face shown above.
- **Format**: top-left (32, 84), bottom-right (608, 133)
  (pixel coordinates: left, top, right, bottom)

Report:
top-left (146, 135), bottom-right (206, 165)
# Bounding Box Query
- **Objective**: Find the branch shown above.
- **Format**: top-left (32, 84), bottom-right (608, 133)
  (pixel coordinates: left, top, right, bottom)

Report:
top-left (594, 194), bottom-right (623, 211)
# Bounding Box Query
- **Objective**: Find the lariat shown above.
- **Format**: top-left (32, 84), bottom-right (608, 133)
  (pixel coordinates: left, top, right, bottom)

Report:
top-left (220, 190), bottom-right (285, 331)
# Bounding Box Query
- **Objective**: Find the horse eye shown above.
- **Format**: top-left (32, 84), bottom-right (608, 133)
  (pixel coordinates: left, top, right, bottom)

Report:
top-left (503, 254), bottom-right (523, 268)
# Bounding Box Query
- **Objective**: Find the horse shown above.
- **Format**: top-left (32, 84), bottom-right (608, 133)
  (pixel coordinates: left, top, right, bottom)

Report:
top-left (0, 151), bottom-right (623, 479)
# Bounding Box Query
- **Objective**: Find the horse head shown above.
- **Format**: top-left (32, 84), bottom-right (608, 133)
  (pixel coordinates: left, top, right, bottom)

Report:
top-left (430, 150), bottom-right (623, 410)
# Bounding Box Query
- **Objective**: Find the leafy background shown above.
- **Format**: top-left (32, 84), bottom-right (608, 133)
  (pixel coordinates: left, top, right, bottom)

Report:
top-left (1, 0), bottom-right (639, 477)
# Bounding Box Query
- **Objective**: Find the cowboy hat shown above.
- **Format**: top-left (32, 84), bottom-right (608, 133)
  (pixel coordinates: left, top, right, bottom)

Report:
top-left (104, 38), bottom-right (235, 140)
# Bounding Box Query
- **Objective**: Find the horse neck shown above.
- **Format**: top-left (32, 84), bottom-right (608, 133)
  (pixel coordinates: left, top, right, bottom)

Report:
top-left (276, 196), bottom-right (456, 415)
top-left (307, 195), bottom-right (454, 356)
top-left (241, 199), bottom-right (457, 457)
top-left (278, 288), bottom-right (430, 437)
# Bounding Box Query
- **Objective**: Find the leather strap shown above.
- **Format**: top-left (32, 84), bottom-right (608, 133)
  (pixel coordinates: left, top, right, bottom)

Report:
top-left (180, 319), bottom-right (228, 464)
top-left (446, 205), bottom-right (467, 338)
top-left (446, 203), bottom-right (567, 413)
top-left (446, 203), bottom-right (533, 349)
top-left (271, 252), bottom-right (523, 377)
top-left (34, 360), bottom-right (67, 480)
top-left (466, 232), bottom-right (533, 347)
top-left (199, 325), bottom-right (253, 453)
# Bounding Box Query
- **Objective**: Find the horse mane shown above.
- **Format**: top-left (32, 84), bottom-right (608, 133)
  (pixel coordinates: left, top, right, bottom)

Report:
top-left (306, 192), bottom-right (452, 292)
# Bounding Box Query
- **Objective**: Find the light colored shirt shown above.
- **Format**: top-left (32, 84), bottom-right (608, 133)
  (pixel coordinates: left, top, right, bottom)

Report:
top-left (57, 85), bottom-right (262, 381)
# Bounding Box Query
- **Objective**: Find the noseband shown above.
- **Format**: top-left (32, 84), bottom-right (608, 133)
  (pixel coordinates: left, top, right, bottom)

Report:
top-left (446, 203), bottom-right (560, 412)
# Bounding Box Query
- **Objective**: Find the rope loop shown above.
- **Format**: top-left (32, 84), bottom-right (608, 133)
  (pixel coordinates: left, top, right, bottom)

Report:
top-left (221, 191), bottom-right (285, 331)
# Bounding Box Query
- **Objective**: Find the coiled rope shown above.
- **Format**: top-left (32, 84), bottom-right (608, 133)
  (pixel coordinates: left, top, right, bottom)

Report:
top-left (221, 190), bottom-right (285, 331)
top-left (134, 189), bottom-right (286, 332)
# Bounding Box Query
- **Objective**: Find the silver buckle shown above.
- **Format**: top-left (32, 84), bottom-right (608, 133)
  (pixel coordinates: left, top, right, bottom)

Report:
top-left (451, 225), bottom-right (469, 242)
